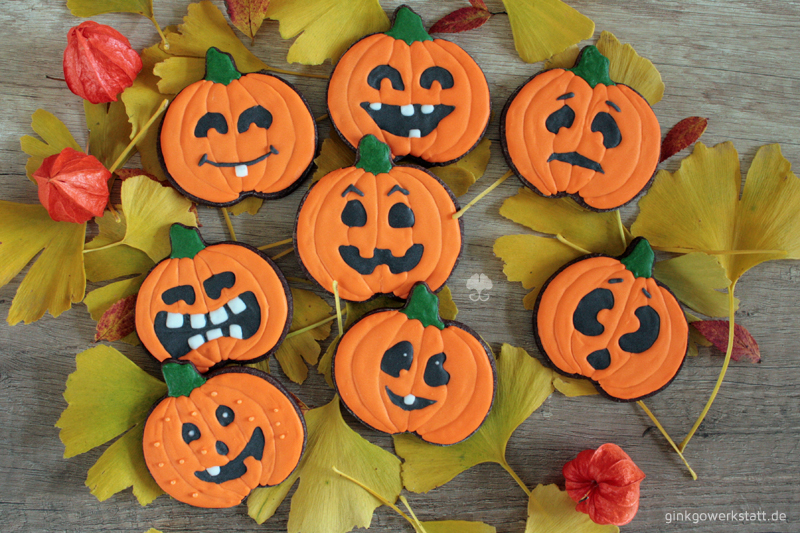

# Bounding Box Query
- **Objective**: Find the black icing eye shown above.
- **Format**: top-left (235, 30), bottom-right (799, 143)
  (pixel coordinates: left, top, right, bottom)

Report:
top-left (591, 111), bottom-right (622, 149)
top-left (545, 105), bottom-right (575, 134)
top-left (182, 422), bottom-right (201, 444)
top-left (195, 112), bottom-right (228, 138)
top-left (162, 285), bottom-right (196, 305)
top-left (381, 341), bottom-right (414, 378)
top-left (237, 105), bottom-right (273, 133)
top-left (341, 199), bottom-right (367, 227)
top-left (423, 352), bottom-right (450, 387)
top-left (573, 288), bottom-right (614, 336)
top-left (367, 65), bottom-right (405, 91)
top-left (618, 306), bottom-right (661, 353)
top-left (203, 272), bottom-right (236, 300)
top-left (388, 203), bottom-right (415, 228)
top-left (216, 405), bottom-right (235, 427)
top-left (420, 66), bottom-right (454, 90)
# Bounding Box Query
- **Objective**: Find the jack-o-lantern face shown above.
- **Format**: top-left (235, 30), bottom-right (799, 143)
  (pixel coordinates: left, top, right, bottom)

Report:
top-left (159, 47), bottom-right (316, 207)
top-left (334, 283), bottom-right (496, 445)
top-left (502, 46), bottom-right (661, 211)
top-left (534, 238), bottom-right (688, 401)
top-left (295, 135), bottom-right (463, 302)
top-left (136, 224), bottom-right (291, 373)
top-left (328, 6), bottom-right (490, 165)
top-left (143, 363), bottom-right (306, 508)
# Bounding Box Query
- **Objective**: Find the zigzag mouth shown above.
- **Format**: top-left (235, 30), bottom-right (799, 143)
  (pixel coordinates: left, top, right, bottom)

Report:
top-left (194, 427), bottom-right (265, 484)
top-left (360, 102), bottom-right (454, 138)
top-left (339, 244), bottom-right (424, 275)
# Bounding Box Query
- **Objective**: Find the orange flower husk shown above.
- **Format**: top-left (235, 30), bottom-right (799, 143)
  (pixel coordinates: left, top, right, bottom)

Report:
top-left (33, 147), bottom-right (110, 223)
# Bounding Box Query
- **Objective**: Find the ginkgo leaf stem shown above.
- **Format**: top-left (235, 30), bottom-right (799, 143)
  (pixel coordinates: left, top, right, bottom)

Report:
top-left (452, 170), bottom-right (513, 219)
top-left (148, 16), bottom-right (168, 49)
top-left (399, 496), bottom-right (429, 533)
top-left (258, 238), bottom-right (293, 251)
top-left (270, 247), bottom-right (294, 260)
top-left (83, 241), bottom-right (121, 254)
top-left (286, 314), bottom-right (337, 339)
top-left (652, 246), bottom-right (787, 256)
top-left (316, 113), bottom-right (329, 122)
top-left (499, 459), bottom-right (531, 497)
top-left (263, 65), bottom-right (329, 80)
top-left (679, 283), bottom-right (738, 452)
top-left (614, 210), bottom-right (628, 248)
top-left (636, 400), bottom-right (697, 480)
top-left (555, 234), bottom-right (591, 255)
top-left (333, 280), bottom-right (344, 335)
top-left (331, 467), bottom-right (418, 529)
top-left (221, 208), bottom-right (237, 241)
top-left (108, 99), bottom-right (169, 174)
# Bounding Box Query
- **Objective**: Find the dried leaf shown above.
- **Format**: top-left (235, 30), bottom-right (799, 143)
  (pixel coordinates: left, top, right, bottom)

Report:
top-left (394, 344), bottom-right (554, 493)
top-left (502, 0), bottom-right (594, 64)
top-left (553, 375), bottom-right (598, 397)
top-left (94, 294), bottom-right (137, 342)
top-left (266, 0), bottom-right (390, 65)
top-left (420, 521), bottom-right (496, 533)
top-left (431, 138), bottom-right (491, 197)
top-left (596, 31), bottom-right (664, 105)
top-left (692, 320), bottom-right (761, 363)
top-left (660, 117), bottom-right (709, 163)
top-left (84, 99), bottom-right (132, 169)
top-left (312, 133), bottom-right (356, 184)
top-left (430, 7), bottom-right (492, 34)
top-left (84, 274), bottom-right (145, 345)
top-left (20, 109), bottom-right (82, 181)
top-left (225, 0), bottom-right (271, 40)
top-left (525, 484), bottom-right (619, 533)
top-left (66, 0), bottom-right (153, 18)
top-left (248, 397), bottom-right (402, 533)
top-left (84, 210), bottom-right (155, 283)
top-left (653, 253), bottom-right (738, 317)
top-left (470, 0), bottom-right (488, 8)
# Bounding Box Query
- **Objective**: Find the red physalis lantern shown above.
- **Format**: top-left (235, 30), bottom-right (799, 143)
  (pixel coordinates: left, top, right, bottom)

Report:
top-left (33, 147), bottom-right (110, 223)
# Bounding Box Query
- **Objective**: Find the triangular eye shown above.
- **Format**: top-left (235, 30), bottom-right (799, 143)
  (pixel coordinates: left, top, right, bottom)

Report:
top-left (420, 67), bottom-right (454, 90)
top-left (238, 105), bottom-right (273, 133)
top-left (545, 105), bottom-right (575, 134)
top-left (195, 112), bottom-right (228, 137)
top-left (341, 199), bottom-right (367, 227)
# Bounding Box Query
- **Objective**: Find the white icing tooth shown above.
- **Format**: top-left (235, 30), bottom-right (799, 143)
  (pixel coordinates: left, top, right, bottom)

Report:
top-left (400, 104), bottom-right (415, 116)
top-left (190, 314), bottom-right (206, 329)
top-left (228, 297), bottom-right (246, 315)
top-left (409, 129), bottom-right (421, 138)
top-left (235, 164), bottom-right (248, 177)
top-left (188, 334), bottom-right (206, 350)
top-left (209, 307), bottom-right (228, 325)
top-left (421, 104), bottom-right (434, 114)
top-left (403, 394), bottom-right (416, 406)
top-left (207, 328), bottom-right (223, 341)
top-left (369, 102), bottom-right (382, 110)
top-left (206, 466), bottom-right (221, 477)
top-left (229, 324), bottom-right (243, 339)
top-left (166, 313), bottom-right (183, 329)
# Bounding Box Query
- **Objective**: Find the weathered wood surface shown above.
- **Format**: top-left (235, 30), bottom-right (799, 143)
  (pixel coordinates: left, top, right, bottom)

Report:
top-left (1, 0), bottom-right (799, 532)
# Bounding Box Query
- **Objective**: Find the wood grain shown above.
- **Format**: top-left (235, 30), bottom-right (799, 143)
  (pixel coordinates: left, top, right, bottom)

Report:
top-left (1, 1), bottom-right (799, 532)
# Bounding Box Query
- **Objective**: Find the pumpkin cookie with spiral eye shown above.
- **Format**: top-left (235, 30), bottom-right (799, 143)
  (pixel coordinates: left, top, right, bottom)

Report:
top-left (533, 238), bottom-right (688, 401)
top-left (333, 282), bottom-right (496, 446)
top-left (136, 224), bottom-right (292, 373)
top-left (501, 45), bottom-right (661, 211)
top-left (328, 5), bottom-right (491, 165)
top-left (294, 135), bottom-right (463, 302)
top-left (159, 47), bottom-right (316, 207)
top-left (143, 362), bottom-right (306, 508)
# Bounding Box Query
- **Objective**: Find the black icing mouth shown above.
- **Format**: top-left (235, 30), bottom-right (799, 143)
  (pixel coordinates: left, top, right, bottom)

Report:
top-left (547, 152), bottom-right (604, 173)
top-left (360, 103), bottom-right (454, 138)
top-left (194, 427), bottom-right (265, 484)
top-left (386, 386), bottom-right (436, 411)
top-left (154, 291), bottom-right (262, 359)
top-left (339, 244), bottom-right (424, 275)
top-left (198, 146), bottom-right (279, 169)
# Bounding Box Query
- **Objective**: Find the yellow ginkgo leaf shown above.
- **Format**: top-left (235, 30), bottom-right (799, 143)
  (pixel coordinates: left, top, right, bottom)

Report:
top-left (502, 0), bottom-right (594, 64)
top-left (653, 253), bottom-right (738, 317)
top-left (395, 344), bottom-right (554, 493)
top-left (312, 133), bottom-right (356, 184)
top-left (84, 274), bottom-right (146, 345)
top-left (0, 203), bottom-right (86, 324)
top-left (632, 142), bottom-right (800, 283)
top-left (84, 209), bottom-right (155, 283)
top-left (420, 521), bottom-right (496, 533)
top-left (84, 99), bottom-right (132, 170)
top-left (431, 138), bottom-right (492, 197)
top-left (525, 484), bottom-right (619, 533)
top-left (596, 31), bottom-right (664, 106)
top-left (544, 45), bottom-right (579, 70)
top-left (553, 375), bottom-right (598, 397)
top-left (266, 0), bottom-right (389, 65)
top-left (20, 109), bottom-right (82, 180)
top-left (248, 397), bottom-right (402, 533)
top-left (229, 196), bottom-right (263, 216)
top-left (67, 0), bottom-right (153, 18)
top-left (153, 56), bottom-right (206, 95)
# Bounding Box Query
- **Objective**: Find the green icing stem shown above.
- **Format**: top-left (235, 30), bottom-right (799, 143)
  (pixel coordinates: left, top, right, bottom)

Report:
top-left (401, 283), bottom-right (445, 330)
top-left (205, 47), bottom-right (242, 85)
top-left (355, 135), bottom-right (394, 175)
top-left (162, 362), bottom-right (207, 398)
top-left (567, 45), bottom-right (616, 88)
top-left (385, 6), bottom-right (433, 45)
top-left (620, 238), bottom-right (655, 279)
top-left (169, 224), bottom-right (206, 259)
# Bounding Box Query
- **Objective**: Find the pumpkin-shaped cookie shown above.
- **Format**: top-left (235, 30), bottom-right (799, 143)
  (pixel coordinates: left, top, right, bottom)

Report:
top-left (328, 6), bottom-right (490, 165)
top-left (501, 46), bottom-right (660, 211)
top-left (295, 135), bottom-right (463, 302)
top-left (334, 283), bottom-right (496, 445)
top-left (143, 362), bottom-right (306, 508)
top-left (534, 238), bottom-right (688, 401)
top-left (136, 224), bottom-right (291, 373)
top-left (159, 47), bottom-right (316, 206)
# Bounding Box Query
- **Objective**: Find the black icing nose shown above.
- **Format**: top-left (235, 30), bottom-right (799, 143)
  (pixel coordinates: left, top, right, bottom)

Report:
top-left (216, 440), bottom-right (229, 456)
top-left (587, 348), bottom-right (611, 370)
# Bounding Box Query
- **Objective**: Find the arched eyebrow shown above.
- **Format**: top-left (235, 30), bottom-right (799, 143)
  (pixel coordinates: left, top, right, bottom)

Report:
top-left (606, 100), bottom-right (621, 112)
top-left (387, 185), bottom-right (409, 196)
top-left (557, 92), bottom-right (575, 100)
top-left (341, 184), bottom-right (365, 197)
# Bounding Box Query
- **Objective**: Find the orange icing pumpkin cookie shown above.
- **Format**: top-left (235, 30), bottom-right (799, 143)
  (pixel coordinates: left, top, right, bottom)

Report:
top-left (136, 224), bottom-right (291, 373)
top-left (501, 46), bottom-right (661, 211)
top-left (327, 6), bottom-right (490, 165)
top-left (294, 135), bottom-right (463, 302)
top-left (143, 362), bottom-right (306, 508)
top-left (159, 47), bottom-right (316, 207)
top-left (534, 238), bottom-right (688, 401)
top-left (334, 282), bottom-right (496, 445)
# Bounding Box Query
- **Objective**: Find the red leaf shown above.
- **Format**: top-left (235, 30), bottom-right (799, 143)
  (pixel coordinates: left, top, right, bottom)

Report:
top-left (660, 117), bottom-right (709, 163)
top-left (692, 320), bottom-right (761, 363)
top-left (430, 7), bottom-right (492, 34)
top-left (63, 21), bottom-right (142, 104)
top-left (225, 0), bottom-right (271, 40)
top-left (33, 147), bottom-right (110, 223)
top-left (95, 294), bottom-right (137, 342)
top-left (470, 0), bottom-right (488, 9)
